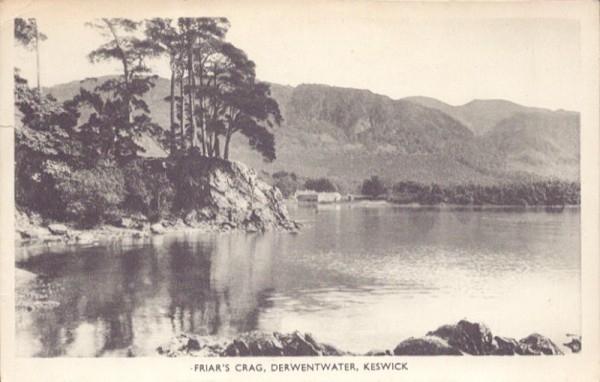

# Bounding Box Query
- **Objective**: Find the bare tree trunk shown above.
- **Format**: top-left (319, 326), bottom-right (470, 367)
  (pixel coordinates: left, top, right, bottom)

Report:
top-left (35, 20), bottom-right (41, 93)
top-left (187, 43), bottom-right (198, 149)
top-left (198, 60), bottom-right (207, 156)
top-left (223, 130), bottom-right (232, 161)
top-left (214, 136), bottom-right (220, 158)
top-left (169, 60), bottom-right (176, 154)
top-left (179, 67), bottom-right (185, 149)
top-left (104, 18), bottom-right (131, 157)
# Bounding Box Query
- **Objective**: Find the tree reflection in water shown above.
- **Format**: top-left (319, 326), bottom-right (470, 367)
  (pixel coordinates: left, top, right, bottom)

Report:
top-left (18, 232), bottom-right (283, 357)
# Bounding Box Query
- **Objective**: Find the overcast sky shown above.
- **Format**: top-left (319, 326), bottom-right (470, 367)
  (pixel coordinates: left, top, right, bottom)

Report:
top-left (15, 15), bottom-right (581, 111)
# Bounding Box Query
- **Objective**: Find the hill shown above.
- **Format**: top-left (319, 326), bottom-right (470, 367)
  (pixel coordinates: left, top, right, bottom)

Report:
top-left (403, 97), bottom-right (565, 136)
top-left (44, 77), bottom-right (580, 191)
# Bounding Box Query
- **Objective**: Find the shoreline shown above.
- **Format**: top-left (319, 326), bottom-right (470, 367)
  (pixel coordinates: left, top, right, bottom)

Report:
top-left (15, 218), bottom-right (301, 255)
top-left (288, 199), bottom-right (580, 209)
top-left (16, 201), bottom-right (579, 251)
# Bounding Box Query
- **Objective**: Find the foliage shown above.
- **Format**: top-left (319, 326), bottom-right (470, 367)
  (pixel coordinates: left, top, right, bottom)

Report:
top-left (14, 18), bottom-right (47, 49)
top-left (70, 87), bottom-right (162, 158)
top-left (56, 160), bottom-right (126, 226)
top-left (14, 73), bottom-right (84, 216)
top-left (122, 160), bottom-right (174, 221)
top-left (272, 171), bottom-right (301, 198)
top-left (361, 176), bottom-right (388, 199)
top-left (304, 178), bottom-right (338, 192)
top-left (144, 18), bottom-right (282, 161)
top-left (390, 180), bottom-right (580, 206)
top-left (14, 72), bottom-right (81, 157)
top-left (81, 18), bottom-right (163, 158)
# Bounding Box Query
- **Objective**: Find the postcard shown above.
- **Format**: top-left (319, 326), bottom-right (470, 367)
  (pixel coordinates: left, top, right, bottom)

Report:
top-left (0, 0), bottom-right (598, 381)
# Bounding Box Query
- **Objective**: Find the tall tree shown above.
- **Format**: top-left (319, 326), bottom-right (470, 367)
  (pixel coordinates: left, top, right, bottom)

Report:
top-left (195, 40), bottom-right (282, 161)
top-left (14, 18), bottom-right (47, 92)
top-left (84, 18), bottom-right (162, 158)
top-left (145, 18), bottom-right (182, 153)
top-left (177, 17), bottom-right (229, 153)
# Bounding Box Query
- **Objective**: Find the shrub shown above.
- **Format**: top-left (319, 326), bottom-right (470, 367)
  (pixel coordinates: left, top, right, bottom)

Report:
top-left (56, 160), bottom-right (126, 227)
top-left (361, 176), bottom-right (388, 199)
top-left (122, 159), bottom-right (174, 221)
top-left (304, 177), bottom-right (337, 192)
top-left (272, 171), bottom-right (301, 198)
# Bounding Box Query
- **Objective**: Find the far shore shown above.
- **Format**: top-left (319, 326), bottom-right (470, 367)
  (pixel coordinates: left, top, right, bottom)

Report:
top-left (16, 202), bottom-right (579, 252)
top-left (288, 198), bottom-right (580, 209)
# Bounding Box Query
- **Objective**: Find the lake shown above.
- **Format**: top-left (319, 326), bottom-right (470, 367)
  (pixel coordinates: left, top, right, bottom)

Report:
top-left (16, 204), bottom-right (581, 357)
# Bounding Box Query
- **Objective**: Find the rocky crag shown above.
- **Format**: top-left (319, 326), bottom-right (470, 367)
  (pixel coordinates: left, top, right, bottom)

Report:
top-left (16, 157), bottom-right (299, 249)
top-left (158, 320), bottom-right (576, 357)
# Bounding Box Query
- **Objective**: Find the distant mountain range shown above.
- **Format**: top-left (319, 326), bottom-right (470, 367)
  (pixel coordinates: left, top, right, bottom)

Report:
top-left (44, 76), bottom-right (580, 191)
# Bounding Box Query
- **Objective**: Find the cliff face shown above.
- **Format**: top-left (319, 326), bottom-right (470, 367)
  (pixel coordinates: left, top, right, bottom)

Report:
top-left (169, 157), bottom-right (297, 232)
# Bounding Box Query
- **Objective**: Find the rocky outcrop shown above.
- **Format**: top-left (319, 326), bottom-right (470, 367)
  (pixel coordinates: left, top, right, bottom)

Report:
top-left (515, 334), bottom-right (563, 355)
top-left (159, 320), bottom-right (572, 357)
top-left (157, 331), bottom-right (348, 357)
top-left (493, 336), bottom-right (519, 355)
top-left (426, 320), bottom-right (494, 355)
top-left (16, 158), bottom-right (300, 250)
top-left (393, 337), bottom-right (463, 356)
top-left (392, 320), bottom-right (564, 356)
top-left (47, 224), bottom-right (68, 235)
top-left (172, 158), bottom-right (299, 232)
top-left (563, 335), bottom-right (581, 353)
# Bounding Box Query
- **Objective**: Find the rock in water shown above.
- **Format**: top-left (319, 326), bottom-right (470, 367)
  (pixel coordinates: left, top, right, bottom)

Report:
top-left (76, 232), bottom-right (95, 244)
top-left (427, 320), bottom-right (495, 355)
top-left (563, 337), bottom-right (581, 353)
top-left (493, 336), bottom-right (519, 355)
top-left (159, 331), bottom-right (348, 357)
top-left (516, 334), bottom-right (563, 355)
top-left (365, 349), bottom-right (392, 356)
top-left (48, 224), bottom-right (68, 235)
top-left (150, 223), bottom-right (165, 234)
top-left (393, 337), bottom-right (463, 356)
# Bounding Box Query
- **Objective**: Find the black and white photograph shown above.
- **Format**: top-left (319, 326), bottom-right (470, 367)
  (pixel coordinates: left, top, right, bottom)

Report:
top-left (1, 0), bottom-right (599, 381)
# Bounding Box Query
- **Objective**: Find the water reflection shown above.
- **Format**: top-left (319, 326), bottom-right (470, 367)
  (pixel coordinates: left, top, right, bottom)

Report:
top-left (16, 206), bottom-right (580, 356)
top-left (17, 232), bottom-right (284, 357)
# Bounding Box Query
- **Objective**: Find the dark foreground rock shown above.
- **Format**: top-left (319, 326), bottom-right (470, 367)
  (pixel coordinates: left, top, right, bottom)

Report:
top-left (157, 331), bottom-right (349, 357)
top-left (394, 321), bottom-right (564, 356)
top-left (426, 320), bottom-right (494, 355)
top-left (158, 320), bottom-right (572, 357)
top-left (393, 337), bottom-right (463, 356)
top-left (516, 334), bottom-right (564, 355)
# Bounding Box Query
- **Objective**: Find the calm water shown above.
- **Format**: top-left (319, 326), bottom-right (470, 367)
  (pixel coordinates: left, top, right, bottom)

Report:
top-left (16, 204), bottom-right (581, 356)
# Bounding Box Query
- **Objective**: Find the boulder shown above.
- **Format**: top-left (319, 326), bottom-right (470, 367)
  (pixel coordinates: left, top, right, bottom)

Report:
top-left (132, 231), bottom-right (149, 239)
top-left (427, 320), bottom-right (495, 355)
top-left (157, 334), bottom-right (228, 357)
top-left (18, 227), bottom-right (52, 240)
top-left (493, 336), bottom-right (519, 355)
top-left (563, 337), bottom-right (581, 353)
top-left (76, 232), bottom-right (95, 244)
top-left (365, 349), bottom-right (392, 356)
top-left (224, 332), bottom-right (347, 356)
top-left (48, 224), bottom-right (69, 236)
top-left (150, 223), bottom-right (165, 234)
top-left (117, 217), bottom-right (136, 229)
top-left (159, 331), bottom-right (347, 357)
top-left (393, 336), bottom-right (463, 356)
top-left (516, 334), bottom-right (563, 355)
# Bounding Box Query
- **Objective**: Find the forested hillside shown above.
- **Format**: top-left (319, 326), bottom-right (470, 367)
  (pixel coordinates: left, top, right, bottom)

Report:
top-left (46, 78), bottom-right (580, 192)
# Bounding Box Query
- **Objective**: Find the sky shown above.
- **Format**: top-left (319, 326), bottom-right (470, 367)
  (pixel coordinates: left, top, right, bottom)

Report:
top-left (14, 14), bottom-right (581, 111)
